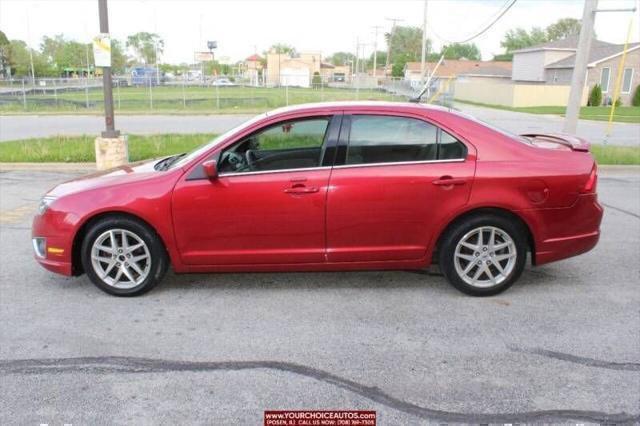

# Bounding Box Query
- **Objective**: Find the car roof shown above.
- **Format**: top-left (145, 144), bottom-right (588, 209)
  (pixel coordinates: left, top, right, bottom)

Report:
top-left (264, 101), bottom-right (453, 117)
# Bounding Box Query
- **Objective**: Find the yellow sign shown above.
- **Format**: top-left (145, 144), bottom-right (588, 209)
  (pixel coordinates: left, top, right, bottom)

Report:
top-left (92, 33), bottom-right (111, 67)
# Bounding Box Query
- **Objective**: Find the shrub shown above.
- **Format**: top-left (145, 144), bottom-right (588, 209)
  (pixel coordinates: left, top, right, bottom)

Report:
top-left (614, 97), bottom-right (622, 107)
top-left (312, 71), bottom-right (322, 88)
top-left (588, 84), bottom-right (602, 106)
top-left (633, 85), bottom-right (640, 106)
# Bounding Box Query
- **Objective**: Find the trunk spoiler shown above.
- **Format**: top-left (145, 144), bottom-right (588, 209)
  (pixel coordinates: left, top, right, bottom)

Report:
top-left (520, 133), bottom-right (590, 152)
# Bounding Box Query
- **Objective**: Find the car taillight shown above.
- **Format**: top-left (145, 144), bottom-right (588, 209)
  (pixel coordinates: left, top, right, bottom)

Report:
top-left (582, 164), bottom-right (597, 193)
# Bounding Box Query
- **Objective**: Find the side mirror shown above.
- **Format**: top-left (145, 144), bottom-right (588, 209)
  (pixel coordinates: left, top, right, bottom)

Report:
top-left (202, 160), bottom-right (218, 180)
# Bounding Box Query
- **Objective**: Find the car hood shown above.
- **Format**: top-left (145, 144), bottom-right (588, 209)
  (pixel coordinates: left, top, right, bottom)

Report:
top-left (47, 159), bottom-right (167, 198)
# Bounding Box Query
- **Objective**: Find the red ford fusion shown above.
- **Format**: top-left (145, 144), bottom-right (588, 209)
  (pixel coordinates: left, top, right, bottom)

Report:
top-left (32, 102), bottom-right (602, 297)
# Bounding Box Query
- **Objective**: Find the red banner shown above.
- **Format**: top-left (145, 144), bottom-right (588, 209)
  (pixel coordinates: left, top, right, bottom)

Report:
top-left (264, 410), bottom-right (376, 426)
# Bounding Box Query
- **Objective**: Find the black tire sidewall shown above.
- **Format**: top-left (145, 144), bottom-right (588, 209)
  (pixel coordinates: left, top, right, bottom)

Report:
top-left (439, 214), bottom-right (527, 296)
top-left (81, 216), bottom-right (167, 296)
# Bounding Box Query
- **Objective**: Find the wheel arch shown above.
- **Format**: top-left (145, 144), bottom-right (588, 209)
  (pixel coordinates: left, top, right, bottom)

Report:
top-left (430, 207), bottom-right (535, 265)
top-left (71, 210), bottom-right (171, 275)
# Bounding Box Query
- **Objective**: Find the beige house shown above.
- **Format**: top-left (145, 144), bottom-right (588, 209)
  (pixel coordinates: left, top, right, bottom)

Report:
top-left (543, 41), bottom-right (640, 105)
top-left (265, 50), bottom-right (321, 88)
top-left (456, 36), bottom-right (639, 107)
top-left (320, 62), bottom-right (351, 83)
top-left (240, 54), bottom-right (264, 86)
top-left (404, 60), bottom-right (512, 84)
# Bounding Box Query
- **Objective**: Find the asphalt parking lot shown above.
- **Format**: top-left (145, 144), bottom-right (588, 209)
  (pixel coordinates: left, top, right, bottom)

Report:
top-left (0, 169), bottom-right (638, 425)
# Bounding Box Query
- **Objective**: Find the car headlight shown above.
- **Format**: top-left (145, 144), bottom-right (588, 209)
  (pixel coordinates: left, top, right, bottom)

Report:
top-left (37, 195), bottom-right (57, 215)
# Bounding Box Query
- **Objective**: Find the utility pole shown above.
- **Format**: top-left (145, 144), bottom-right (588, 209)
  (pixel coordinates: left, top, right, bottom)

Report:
top-left (98, 0), bottom-right (119, 137)
top-left (154, 9), bottom-right (160, 85)
top-left (563, 0), bottom-right (597, 134)
top-left (355, 37), bottom-right (360, 77)
top-left (372, 25), bottom-right (383, 78)
top-left (25, 9), bottom-right (35, 87)
top-left (385, 18), bottom-right (403, 76)
top-left (563, 0), bottom-right (636, 134)
top-left (420, 0), bottom-right (428, 82)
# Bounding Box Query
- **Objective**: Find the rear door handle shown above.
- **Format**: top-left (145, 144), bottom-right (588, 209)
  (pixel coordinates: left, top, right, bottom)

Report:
top-left (432, 176), bottom-right (467, 186)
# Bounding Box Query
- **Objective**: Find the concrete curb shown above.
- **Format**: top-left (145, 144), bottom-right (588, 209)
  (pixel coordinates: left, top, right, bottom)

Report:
top-left (0, 162), bottom-right (96, 172)
top-left (1, 162), bottom-right (638, 175)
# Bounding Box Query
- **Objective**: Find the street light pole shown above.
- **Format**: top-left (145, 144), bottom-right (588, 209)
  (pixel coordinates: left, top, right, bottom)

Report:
top-left (98, 0), bottom-right (119, 137)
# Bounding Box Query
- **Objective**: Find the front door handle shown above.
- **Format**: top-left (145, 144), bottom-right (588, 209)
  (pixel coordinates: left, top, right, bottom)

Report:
top-left (284, 186), bottom-right (319, 194)
top-left (432, 176), bottom-right (467, 186)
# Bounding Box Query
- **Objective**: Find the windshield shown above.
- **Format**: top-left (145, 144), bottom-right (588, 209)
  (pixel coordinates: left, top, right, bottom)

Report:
top-left (168, 113), bottom-right (268, 169)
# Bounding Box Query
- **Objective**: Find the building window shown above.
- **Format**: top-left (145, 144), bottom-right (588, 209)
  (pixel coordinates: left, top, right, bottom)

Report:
top-left (622, 68), bottom-right (634, 94)
top-left (600, 67), bottom-right (611, 93)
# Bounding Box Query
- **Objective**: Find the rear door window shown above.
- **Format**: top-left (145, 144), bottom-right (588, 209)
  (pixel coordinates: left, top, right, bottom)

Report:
top-left (345, 115), bottom-right (466, 165)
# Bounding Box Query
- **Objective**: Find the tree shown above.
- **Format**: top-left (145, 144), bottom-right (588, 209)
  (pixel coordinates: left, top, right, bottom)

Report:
top-left (492, 53), bottom-right (513, 61)
top-left (500, 27), bottom-right (548, 52)
top-left (6, 40), bottom-right (51, 77)
top-left (588, 84), bottom-right (602, 106)
top-left (442, 43), bottom-right (481, 60)
top-left (126, 32), bottom-right (163, 64)
top-left (40, 34), bottom-right (93, 75)
top-left (0, 30), bottom-right (10, 77)
top-left (366, 51), bottom-right (387, 70)
top-left (546, 18), bottom-right (581, 41)
top-left (110, 39), bottom-right (128, 74)
top-left (633, 85), bottom-right (640, 107)
top-left (385, 26), bottom-right (426, 64)
top-left (268, 43), bottom-right (295, 55)
top-left (326, 51), bottom-right (355, 66)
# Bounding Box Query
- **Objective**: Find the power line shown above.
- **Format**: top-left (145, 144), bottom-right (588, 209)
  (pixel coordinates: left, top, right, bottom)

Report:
top-left (428, 0), bottom-right (517, 45)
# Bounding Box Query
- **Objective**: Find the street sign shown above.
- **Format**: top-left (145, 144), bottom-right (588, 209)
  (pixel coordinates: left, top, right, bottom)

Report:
top-left (194, 51), bottom-right (214, 62)
top-left (92, 33), bottom-right (111, 67)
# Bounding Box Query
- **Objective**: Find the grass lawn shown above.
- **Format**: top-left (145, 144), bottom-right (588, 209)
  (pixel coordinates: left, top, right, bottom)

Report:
top-left (0, 85), bottom-right (399, 115)
top-left (0, 134), bottom-right (213, 163)
top-left (0, 134), bottom-right (638, 165)
top-left (456, 100), bottom-right (640, 124)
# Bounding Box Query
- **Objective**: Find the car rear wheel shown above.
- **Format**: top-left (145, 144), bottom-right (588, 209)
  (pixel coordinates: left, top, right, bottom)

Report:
top-left (81, 216), bottom-right (168, 296)
top-left (439, 214), bottom-right (527, 296)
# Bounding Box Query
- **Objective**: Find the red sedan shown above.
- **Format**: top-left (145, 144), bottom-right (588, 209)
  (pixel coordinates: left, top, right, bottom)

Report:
top-left (32, 102), bottom-right (602, 296)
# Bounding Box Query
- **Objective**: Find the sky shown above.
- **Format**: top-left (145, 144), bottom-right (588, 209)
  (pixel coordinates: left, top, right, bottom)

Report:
top-left (1, 0), bottom-right (638, 64)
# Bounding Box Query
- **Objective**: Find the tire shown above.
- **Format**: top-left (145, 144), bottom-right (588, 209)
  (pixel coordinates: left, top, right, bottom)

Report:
top-left (438, 213), bottom-right (527, 296)
top-left (81, 216), bottom-right (168, 296)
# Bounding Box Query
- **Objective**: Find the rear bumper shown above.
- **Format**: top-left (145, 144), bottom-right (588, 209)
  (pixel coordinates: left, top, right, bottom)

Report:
top-left (523, 193), bottom-right (603, 265)
top-left (535, 230), bottom-right (600, 265)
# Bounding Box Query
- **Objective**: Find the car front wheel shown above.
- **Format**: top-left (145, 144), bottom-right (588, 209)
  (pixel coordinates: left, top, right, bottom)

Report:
top-left (439, 214), bottom-right (527, 296)
top-left (81, 216), bottom-right (168, 296)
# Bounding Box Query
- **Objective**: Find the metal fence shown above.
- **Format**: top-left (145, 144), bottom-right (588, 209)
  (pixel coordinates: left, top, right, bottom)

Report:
top-left (0, 74), bottom-right (455, 114)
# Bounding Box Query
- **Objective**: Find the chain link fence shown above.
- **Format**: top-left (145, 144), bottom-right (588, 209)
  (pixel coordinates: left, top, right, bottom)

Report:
top-left (0, 74), bottom-right (455, 114)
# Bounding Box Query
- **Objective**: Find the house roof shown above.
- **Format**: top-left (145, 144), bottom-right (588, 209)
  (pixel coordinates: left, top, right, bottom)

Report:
top-left (512, 34), bottom-right (619, 53)
top-left (320, 62), bottom-right (335, 69)
top-left (545, 42), bottom-right (640, 69)
top-left (405, 59), bottom-right (512, 77)
top-left (245, 54), bottom-right (263, 62)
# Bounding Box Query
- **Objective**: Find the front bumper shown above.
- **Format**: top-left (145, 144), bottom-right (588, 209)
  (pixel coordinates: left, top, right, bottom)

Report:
top-left (32, 211), bottom-right (75, 277)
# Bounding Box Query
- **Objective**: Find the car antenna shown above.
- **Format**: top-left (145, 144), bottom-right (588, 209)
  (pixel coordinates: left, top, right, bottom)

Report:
top-left (409, 54), bottom-right (445, 103)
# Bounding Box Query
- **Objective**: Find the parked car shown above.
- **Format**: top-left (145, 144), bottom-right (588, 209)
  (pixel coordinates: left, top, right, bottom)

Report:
top-left (131, 67), bottom-right (160, 86)
top-left (32, 102), bottom-right (602, 297)
top-left (211, 77), bottom-right (236, 87)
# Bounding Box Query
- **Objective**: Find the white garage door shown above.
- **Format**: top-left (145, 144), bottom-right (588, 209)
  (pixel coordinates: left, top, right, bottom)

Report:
top-left (280, 68), bottom-right (310, 88)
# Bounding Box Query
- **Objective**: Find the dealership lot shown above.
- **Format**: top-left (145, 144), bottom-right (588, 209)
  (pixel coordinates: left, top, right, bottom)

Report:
top-left (0, 169), bottom-right (638, 424)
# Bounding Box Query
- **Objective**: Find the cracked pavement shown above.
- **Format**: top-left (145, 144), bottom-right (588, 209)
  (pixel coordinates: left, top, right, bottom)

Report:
top-left (0, 170), bottom-right (639, 425)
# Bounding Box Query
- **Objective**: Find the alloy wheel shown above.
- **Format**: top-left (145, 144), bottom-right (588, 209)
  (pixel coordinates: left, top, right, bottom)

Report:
top-left (90, 228), bottom-right (151, 289)
top-left (453, 226), bottom-right (517, 288)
